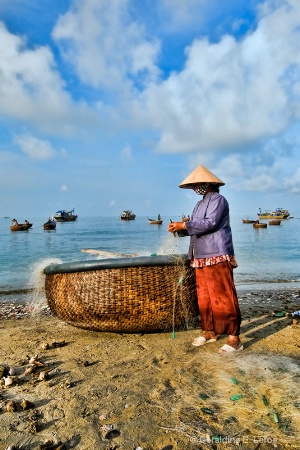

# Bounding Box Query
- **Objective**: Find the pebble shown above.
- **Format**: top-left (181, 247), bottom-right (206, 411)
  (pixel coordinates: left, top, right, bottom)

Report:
top-left (0, 302), bottom-right (51, 319)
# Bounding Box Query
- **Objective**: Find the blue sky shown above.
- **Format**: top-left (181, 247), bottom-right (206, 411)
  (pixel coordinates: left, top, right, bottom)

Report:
top-left (1, 0), bottom-right (300, 219)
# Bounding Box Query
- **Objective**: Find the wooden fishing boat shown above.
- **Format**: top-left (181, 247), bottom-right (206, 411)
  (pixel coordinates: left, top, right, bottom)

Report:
top-left (10, 223), bottom-right (32, 231)
top-left (269, 220), bottom-right (281, 226)
top-left (257, 208), bottom-right (290, 220)
top-left (43, 219), bottom-right (57, 230)
top-left (10, 219), bottom-right (32, 231)
top-left (148, 217), bottom-right (163, 224)
top-left (43, 254), bottom-right (198, 333)
top-left (182, 215), bottom-right (190, 222)
top-left (253, 222), bottom-right (267, 229)
top-left (242, 219), bottom-right (256, 224)
top-left (120, 210), bottom-right (136, 220)
top-left (53, 209), bottom-right (78, 222)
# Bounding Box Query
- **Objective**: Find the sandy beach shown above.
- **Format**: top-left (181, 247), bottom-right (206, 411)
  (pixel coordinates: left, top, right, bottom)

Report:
top-left (0, 288), bottom-right (300, 450)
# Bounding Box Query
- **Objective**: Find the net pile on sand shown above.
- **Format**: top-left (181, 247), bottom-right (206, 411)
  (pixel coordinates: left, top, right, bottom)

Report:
top-left (156, 352), bottom-right (300, 447)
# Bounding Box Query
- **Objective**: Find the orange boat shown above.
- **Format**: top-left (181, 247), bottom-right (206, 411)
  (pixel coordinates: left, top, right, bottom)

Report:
top-left (253, 222), bottom-right (267, 229)
top-left (10, 219), bottom-right (32, 231)
top-left (242, 219), bottom-right (256, 224)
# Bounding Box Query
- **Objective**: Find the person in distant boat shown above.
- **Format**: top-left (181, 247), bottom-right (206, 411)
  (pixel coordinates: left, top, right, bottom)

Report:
top-left (167, 165), bottom-right (243, 353)
top-left (158, 214), bottom-right (161, 220)
top-left (12, 219), bottom-right (18, 225)
top-left (25, 220), bottom-right (29, 225)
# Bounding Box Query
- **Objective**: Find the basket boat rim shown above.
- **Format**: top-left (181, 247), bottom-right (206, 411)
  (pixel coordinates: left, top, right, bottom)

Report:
top-left (44, 253), bottom-right (188, 275)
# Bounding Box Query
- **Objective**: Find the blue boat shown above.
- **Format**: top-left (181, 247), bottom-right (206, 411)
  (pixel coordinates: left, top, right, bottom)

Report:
top-left (53, 208), bottom-right (78, 222)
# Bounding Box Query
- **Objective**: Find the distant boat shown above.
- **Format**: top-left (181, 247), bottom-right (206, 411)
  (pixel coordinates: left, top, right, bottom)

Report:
top-left (182, 214), bottom-right (190, 222)
top-left (242, 219), bottom-right (256, 224)
top-left (269, 220), bottom-right (281, 226)
top-left (10, 224), bottom-right (31, 231)
top-left (148, 216), bottom-right (163, 224)
top-left (53, 209), bottom-right (78, 222)
top-left (10, 219), bottom-right (32, 231)
top-left (257, 208), bottom-right (290, 220)
top-left (43, 218), bottom-right (57, 230)
top-left (253, 222), bottom-right (267, 229)
top-left (120, 210), bottom-right (136, 221)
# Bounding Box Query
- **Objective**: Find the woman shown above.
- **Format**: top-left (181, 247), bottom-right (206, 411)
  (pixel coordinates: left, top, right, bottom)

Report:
top-left (167, 165), bottom-right (243, 353)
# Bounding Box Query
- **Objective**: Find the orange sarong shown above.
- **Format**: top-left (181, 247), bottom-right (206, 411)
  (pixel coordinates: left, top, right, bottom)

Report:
top-left (195, 261), bottom-right (241, 336)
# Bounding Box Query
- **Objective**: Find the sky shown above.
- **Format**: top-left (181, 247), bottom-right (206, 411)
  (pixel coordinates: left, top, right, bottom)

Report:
top-left (0, 0), bottom-right (300, 219)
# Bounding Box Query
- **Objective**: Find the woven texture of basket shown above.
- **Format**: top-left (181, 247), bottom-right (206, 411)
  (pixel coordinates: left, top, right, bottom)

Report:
top-left (44, 255), bottom-right (198, 333)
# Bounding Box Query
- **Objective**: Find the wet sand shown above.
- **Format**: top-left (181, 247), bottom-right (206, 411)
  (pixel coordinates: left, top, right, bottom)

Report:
top-left (0, 288), bottom-right (300, 450)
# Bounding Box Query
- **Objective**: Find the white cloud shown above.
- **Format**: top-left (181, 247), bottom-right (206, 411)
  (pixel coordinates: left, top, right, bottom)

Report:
top-left (134, 0), bottom-right (300, 155)
top-left (0, 24), bottom-right (62, 116)
top-left (0, 21), bottom-right (101, 136)
top-left (159, 0), bottom-right (213, 31)
top-left (283, 167), bottom-right (300, 193)
top-left (0, 0), bottom-right (300, 217)
top-left (215, 154), bottom-right (244, 182)
top-left (52, 0), bottom-right (161, 90)
top-left (13, 134), bottom-right (63, 160)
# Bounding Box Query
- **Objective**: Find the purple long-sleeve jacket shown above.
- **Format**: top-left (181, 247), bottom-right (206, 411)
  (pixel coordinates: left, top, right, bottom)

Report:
top-left (183, 191), bottom-right (235, 259)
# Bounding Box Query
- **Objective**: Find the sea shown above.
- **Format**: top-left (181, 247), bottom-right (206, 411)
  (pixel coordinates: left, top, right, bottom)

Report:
top-left (1, 214), bottom-right (300, 304)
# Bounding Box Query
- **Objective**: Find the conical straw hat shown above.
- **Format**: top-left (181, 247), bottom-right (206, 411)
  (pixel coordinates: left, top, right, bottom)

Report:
top-left (179, 165), bottom-right (225, 189)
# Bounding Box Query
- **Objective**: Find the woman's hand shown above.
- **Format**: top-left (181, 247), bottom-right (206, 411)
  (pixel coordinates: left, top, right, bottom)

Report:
top-left (168, 222), bottom-right (186, 233)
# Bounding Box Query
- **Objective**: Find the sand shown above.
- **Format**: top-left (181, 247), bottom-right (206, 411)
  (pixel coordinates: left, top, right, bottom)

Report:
top-left (0, 288), bottom-right (300, 450)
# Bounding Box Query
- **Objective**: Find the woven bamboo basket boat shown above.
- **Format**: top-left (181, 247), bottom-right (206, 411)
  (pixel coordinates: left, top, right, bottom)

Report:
top-left (44, 254), bottom-right (198, 333)
top-left (253, 223), bottom-right (267, 228)
top-left (269, 220), bottom-right (281, 225)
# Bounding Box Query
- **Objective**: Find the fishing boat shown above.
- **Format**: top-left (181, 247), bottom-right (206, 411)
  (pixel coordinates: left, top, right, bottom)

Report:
top-left (253, 222), bottom-right (267, 229)
top-left (53, 208), bottom-right (78, 222)
top-left (43, 218), bottom-right (57, 230)
top-left (257, 208), bottom-right (290, 220)
top-left (120, 210), bottom-right (136, 220)
top-left (269, 220), bottom-right (281, 226)
top-left (148, 219), bottom-right (163, 225)
top-left (148, 215), bottom-right (163, 224)
top-left (10, 224), bottom-right (31, 231)
top-left (182, 214), bottom-right (190, 222)
top-left (10, 219), bottom-right (32, 231)
top-left (43, 254), bottom-right (198, 333)
top-left (242, 219), bottom-right (256, 224)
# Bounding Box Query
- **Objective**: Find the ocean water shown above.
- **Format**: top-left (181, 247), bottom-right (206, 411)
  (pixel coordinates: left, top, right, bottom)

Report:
top-left (1, 215), bottom-right (300, 303)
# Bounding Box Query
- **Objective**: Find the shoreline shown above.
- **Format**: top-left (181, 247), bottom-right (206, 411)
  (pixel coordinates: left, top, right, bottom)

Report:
top-left (1, 285), bottom-right (300, 319)
top-left (0, 281), bottom-right (300, 304)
